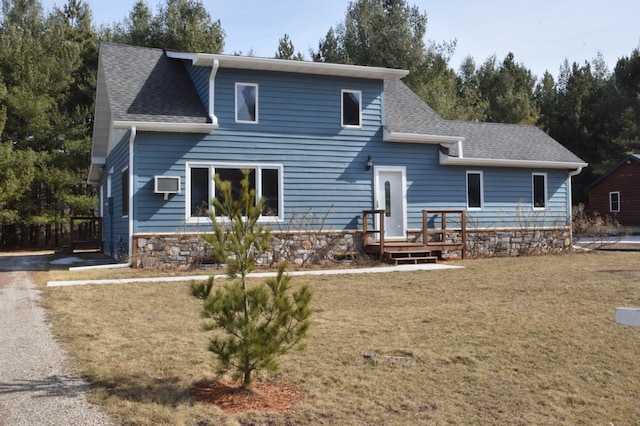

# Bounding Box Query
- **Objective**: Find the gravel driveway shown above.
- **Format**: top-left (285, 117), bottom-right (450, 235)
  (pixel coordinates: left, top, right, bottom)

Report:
top-left (0, 252), bottom-right (114, 426)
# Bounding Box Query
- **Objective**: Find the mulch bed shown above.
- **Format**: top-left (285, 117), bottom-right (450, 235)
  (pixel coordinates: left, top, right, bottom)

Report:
top-left (191, 378), bottom-right (307, 414)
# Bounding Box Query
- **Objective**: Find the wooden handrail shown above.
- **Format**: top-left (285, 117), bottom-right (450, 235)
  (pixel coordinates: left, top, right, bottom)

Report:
top-left (363, 209), bottom-right (466, 260)
top-left (362, 209), bottom-right (385, 257)
top-left (422, 210), bottom-right (466, 259)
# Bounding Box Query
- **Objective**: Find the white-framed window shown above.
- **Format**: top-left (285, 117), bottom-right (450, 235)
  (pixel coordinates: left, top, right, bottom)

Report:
top-left (532, 173), bottom-right (547, 209)
top-left (466, 171), bottom-right (483, 209)
top-left (609, 191), bottom-right (620, 212)
top-left (341, 89), bottom-right (362, 128)
top-left (121, 167), bottom-right (129, 217)
top-left (235, 82), bottom-right (258, 123)
top-left (186, 162), bottom-right (283, 221)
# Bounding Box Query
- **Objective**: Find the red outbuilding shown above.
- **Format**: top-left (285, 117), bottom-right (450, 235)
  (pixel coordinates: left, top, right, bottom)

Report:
top-left (587, 154), bottom-right (640, 227)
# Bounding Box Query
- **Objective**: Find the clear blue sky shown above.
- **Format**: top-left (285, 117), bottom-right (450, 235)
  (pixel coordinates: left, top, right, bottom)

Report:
top-left (41, 0), bottom-right (640, 79)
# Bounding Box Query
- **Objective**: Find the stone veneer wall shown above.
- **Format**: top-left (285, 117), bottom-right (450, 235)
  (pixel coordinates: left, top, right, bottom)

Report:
top-left (465, 227), bottom-right (571, 258)
top-left (132, 231), bottom-right (362, 269)
top-left (131, 227), bottom-right (571, 269)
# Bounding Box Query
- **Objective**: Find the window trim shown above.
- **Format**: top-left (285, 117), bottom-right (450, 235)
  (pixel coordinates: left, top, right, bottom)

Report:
top-left (466, 170), bottom-right (483, 210)
top-left (609, 191), bottom-right (620, 212)
top-left (235, 82), bottom-right (259, 124)
top-left (185, 162), bottom-right (284, 223)
top-left (341, 89), bottom-right (362, 128)
top-left (532, 173), bottom-right (547, 210)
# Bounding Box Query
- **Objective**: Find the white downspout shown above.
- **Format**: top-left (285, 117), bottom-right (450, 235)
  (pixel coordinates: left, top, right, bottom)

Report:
top-left (209, 59), bottom-right (219, 125)
top-left (567, 165), bottom-right (584, 248)
top-left (127, 126), bottom-right (136, 265)
top-left (457, 139), bottom-right (464, 158)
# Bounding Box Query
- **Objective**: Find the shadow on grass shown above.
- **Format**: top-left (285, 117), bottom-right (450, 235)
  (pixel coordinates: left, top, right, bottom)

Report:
top-left (91, 374), bottom-right (192, 407)
top-left (0, 375), bottom-right (91, 398)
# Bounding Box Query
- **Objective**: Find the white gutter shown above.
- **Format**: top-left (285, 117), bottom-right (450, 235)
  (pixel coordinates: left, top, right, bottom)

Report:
top-left (113, 121), bottom-right (217, 133)
top-left (166, 51), bottom-right (409, 80)
top-left (568, 165), bottom-right (585, 177)
top-left (383, 129), bottom-right (464, 144)
top-left (439, 151), bottom-right (588, 170)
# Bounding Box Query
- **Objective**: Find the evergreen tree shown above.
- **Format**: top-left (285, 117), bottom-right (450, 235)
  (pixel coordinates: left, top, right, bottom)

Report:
top-left (312, 27), bottom-right (346, 63)
top-left (107, 0), bottom-right (225, 53)
top-left (613, 48), bottom-right (640, 146)
top-left (477, 52), bottom-right (538, 124)
top-left (0, 0), bottom-right (96, 247)
top-left (275, 33), bottom-right (304, 60)
top-left (191, 170), bottom-right (312, 388)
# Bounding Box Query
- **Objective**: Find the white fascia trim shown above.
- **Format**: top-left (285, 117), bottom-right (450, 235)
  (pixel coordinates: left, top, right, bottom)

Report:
top-left (166, 51), bottom-right (409, 80)
top-left (113, 121), bottom-right (217, 133)
top-left (383, 129), bottom-right (464, 144)
top-left (439, 151), bottom-right (589, 170)
top-left (87, 157), bottom-right (107, 185)
top-left (91, 156), bottom-right (106, 166)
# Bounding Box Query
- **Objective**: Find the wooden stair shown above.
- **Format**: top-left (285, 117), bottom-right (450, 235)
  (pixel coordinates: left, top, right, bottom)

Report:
top-left (384, 247), bottom-right (438, 265)
top-left (363, 242), bottom-right (439, 265)
top-left (362, 209), bottom-right (467, 264)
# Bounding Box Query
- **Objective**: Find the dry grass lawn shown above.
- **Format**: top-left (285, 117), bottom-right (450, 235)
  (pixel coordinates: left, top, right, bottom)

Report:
top-left (37, 251), bottom-right (640, 425)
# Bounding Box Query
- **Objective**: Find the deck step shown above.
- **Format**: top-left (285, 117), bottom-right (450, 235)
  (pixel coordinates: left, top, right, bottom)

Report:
top-left (385, 249), bottom-right (438, 265)
top-left (391, 256), bottom-right (438, 265)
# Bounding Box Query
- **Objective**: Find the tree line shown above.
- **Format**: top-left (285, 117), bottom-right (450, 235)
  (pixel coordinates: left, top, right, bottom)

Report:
top-left (1, 0), bottom-right (638, 248)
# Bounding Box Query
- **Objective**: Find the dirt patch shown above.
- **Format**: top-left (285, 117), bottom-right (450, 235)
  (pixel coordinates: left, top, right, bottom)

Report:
top-left (191, 378), bottom-right (306, 414)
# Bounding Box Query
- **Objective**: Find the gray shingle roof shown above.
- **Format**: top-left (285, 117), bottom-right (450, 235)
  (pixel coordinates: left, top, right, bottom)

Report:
top-left (384, 79), bottom-right (586, 166)
top-left (445, 120), bottom-right (586, 164)
top-left (100, 43), bottom-right (209, 124)
top-left (384, 79), bottom-right (458, 137)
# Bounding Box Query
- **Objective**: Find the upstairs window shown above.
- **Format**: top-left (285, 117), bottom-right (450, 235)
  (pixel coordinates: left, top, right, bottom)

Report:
top-left (466, 171), bottom-right (483, 209)
top-left (609, 191), bottom-right (620, 212)
top-left (342, 89), bottom-right (361, 128)
top-left (532, 173), bottom-right (547, 209)
top-left (235, 83), bottom-right (258, 123)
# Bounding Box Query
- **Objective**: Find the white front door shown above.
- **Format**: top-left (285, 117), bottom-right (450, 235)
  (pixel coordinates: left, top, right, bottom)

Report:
top-left (374, 166), bottom-right (407, 241)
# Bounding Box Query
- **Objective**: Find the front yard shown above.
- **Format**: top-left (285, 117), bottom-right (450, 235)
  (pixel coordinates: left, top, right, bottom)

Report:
top-left (37, 251), bottom-right (640, 425)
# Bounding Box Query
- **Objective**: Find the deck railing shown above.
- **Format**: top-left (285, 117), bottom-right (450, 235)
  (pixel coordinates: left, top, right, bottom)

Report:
top-left (362, 209), bottom-right (466, 259)
top-left (422, 210), bottom-right (466, 259)
top-left (362, 209), bottom-right (385, 257)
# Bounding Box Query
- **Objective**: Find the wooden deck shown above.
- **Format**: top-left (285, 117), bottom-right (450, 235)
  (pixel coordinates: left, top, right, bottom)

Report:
top-left (362, 210), bottom-right (466, 264)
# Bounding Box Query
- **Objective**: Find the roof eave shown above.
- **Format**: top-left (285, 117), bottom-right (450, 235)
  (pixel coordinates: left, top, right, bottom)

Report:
top-left (166, 51), bottom-right (409, 80)
top-left (439, 151), bottom-right (588, 170)
top-left (87, 158), bottom-right (106, 186)
top-left (112, 120), bottom-right (218, 133)
top-left (384, 129), bottom-right (464, 144)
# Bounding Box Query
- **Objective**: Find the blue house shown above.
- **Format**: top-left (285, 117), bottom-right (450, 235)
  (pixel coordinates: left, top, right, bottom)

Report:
top-left (89, 43), bottom-right (587, 267)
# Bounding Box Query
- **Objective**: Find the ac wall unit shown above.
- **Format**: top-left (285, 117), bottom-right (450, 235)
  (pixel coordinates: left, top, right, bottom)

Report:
top-left (154, 176), bottom-right (180, 200)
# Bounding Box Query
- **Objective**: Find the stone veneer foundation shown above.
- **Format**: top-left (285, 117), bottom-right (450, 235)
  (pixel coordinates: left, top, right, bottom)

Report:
top-left (131, 227), bottom-right (572, 269)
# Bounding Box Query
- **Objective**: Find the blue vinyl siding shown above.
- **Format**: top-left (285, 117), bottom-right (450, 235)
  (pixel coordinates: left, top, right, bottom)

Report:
top-left (101, 132), bottom-right (130, 255)
top-left (127, 66), bottom-right (573, 236)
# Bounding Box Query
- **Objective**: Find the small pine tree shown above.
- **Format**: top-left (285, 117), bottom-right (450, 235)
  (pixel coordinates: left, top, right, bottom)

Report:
top-left (190, 169), bottom-right (312, 388)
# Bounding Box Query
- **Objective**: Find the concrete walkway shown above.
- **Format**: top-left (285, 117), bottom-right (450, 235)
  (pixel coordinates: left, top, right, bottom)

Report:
top-left (47, 262), bottom-right (463, 287)
top-left (0, 252), bottom-right (114, 425)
